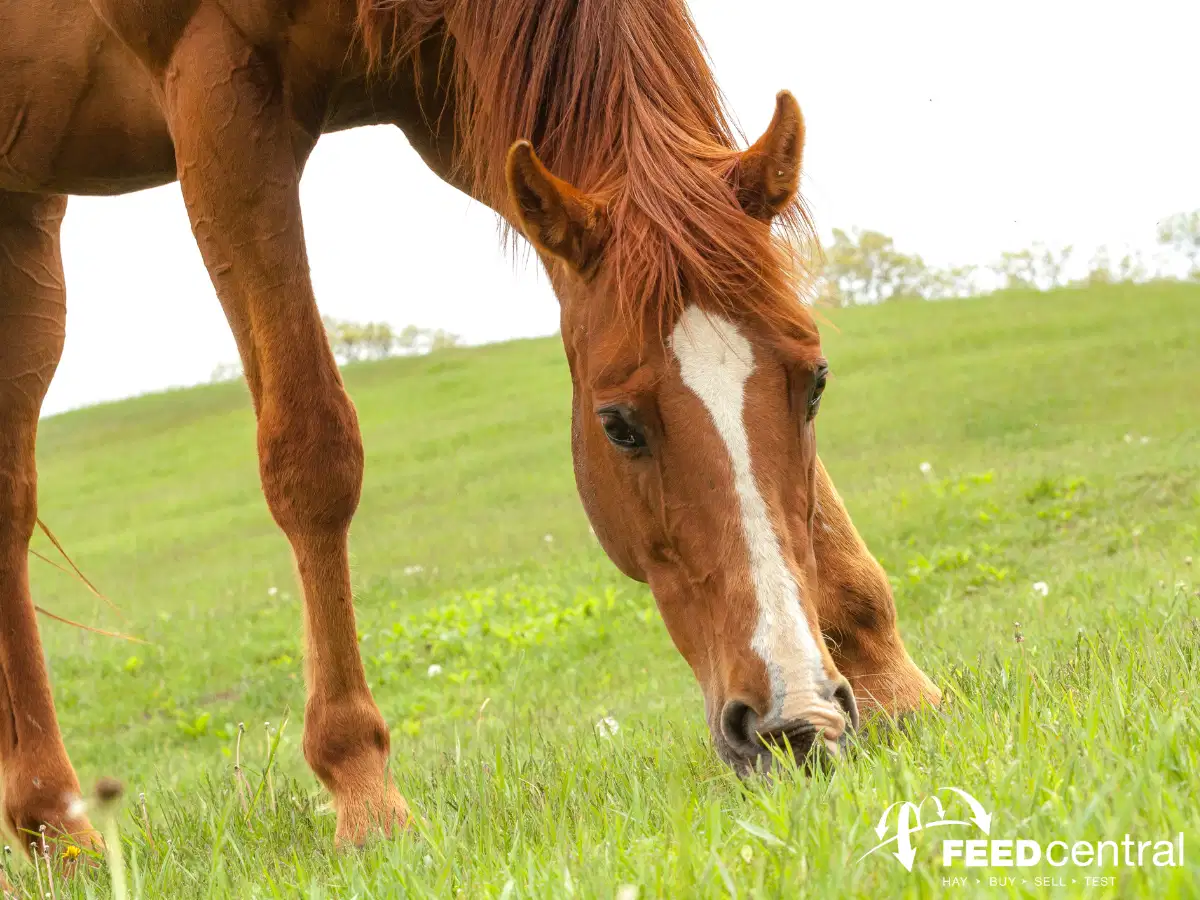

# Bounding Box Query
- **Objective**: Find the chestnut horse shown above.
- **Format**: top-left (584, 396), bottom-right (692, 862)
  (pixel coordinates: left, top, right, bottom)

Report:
top-left (0, 0), bottom-right (938, 853)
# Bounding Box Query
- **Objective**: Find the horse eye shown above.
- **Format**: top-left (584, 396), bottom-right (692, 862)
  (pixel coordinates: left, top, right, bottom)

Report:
top-left (807, 363), bottom-right (828, 421)
top-left (599, 407), bottom-right (647, 452)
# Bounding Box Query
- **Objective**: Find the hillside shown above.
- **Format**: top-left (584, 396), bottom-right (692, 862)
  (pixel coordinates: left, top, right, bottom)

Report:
top-left (20, 281), bottom-right (1200, 897)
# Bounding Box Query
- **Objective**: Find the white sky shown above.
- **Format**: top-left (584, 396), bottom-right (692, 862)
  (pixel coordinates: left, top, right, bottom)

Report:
top-left (44, 0), bottom-right (1200, 415)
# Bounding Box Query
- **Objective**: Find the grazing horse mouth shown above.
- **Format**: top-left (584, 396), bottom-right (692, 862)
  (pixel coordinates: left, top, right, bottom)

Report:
top-left (716, 693), bottom-right (856, 776)
top-left (718, 725), bottom-right (848, 777)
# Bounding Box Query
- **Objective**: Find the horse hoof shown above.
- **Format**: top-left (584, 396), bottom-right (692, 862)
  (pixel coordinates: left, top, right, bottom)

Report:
top-left (333, 784), bottom-right (410, 848)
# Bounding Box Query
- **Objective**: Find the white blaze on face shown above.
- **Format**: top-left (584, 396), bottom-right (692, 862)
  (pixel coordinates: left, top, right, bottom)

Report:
top-left (671, 305), bottom-right (830, 728)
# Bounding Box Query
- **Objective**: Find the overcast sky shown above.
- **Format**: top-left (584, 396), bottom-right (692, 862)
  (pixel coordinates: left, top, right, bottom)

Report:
top-left (43, 0), bottom-right (1200, 415)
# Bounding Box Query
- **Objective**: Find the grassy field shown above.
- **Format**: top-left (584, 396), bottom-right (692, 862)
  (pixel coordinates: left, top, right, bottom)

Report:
top-left (6, 281), bottom-right (1198, 897)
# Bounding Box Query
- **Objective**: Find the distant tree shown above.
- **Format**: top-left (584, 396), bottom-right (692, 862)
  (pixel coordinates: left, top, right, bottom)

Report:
top-left (947, 264), bottom-right (982, 298)
top-left (395, 324), bottom-right (422, 353)
top-left (1114, 249), bottom-right (1149, 284)
top-left (816, 222), bottom-right (1168, 306)
top-left (428, 330), bottom-right (461, 351)
top-left (1037, 243), bottom-right (1073, 288)
top-left (918, 264), bottom-right (980, 301)
top-left (821, 228), bottom-right (928, 305)
top-left (993, 249), bottom-right (1038, 290)
top-left (210, 361), bottom-right (243, 383)
top-left (360, 322), bottom-right (398, 359)
top-left (323, 316), bottom-right (399, 363)
top-left (1156, 210), bottom-right (1200, 279)
top-left (321, 316), bottom-right (460, 363)
top-left (1080, 246), bottom-right (1114, 286)
top-left (1073, 245), bottom-right (1156, 287)
top-left (992, 243), bottom-right (1072, 291)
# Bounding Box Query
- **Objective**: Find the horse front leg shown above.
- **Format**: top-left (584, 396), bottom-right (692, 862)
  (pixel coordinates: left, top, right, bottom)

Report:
top-left (160, 5), bottom-right (405, 846)
top-left (811, 456), bottom-right (941, 719)
top-left (0, 192), bottom-right (100, 855)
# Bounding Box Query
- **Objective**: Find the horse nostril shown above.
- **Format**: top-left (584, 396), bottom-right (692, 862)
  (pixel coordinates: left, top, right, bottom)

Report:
top-left (832, 678), bottom-right (860, 732)
top-left (767, 724), bottom-right (820, 762)
top-left (720, 700), bottom-right (758, 751)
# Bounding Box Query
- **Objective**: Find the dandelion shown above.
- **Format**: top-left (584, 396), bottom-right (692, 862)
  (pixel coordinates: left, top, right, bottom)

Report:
top-left (403, 565), bottom-right (424, 576)
top-left (919, 462), bottom-right (933, 475)
top-left (427, 664), bottom-right (443, 677)
top-left (1032, 581), bottom-right (1049, 597)
top-left (267, 586), bottom-right (278, 597)
top-left (543, 533), bottom-right (554, 543)
top-left (596, 716), bottom-right (619, 737)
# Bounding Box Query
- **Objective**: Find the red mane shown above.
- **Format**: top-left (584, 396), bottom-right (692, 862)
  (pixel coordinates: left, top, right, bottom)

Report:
top-left (358, 0), bottom-right (818, 342)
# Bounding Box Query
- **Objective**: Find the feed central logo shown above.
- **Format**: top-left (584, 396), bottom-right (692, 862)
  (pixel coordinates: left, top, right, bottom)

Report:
top-left (859, 787), bottom-right (1186, 882)
top-left (859, 787), bottom-right (992, 872)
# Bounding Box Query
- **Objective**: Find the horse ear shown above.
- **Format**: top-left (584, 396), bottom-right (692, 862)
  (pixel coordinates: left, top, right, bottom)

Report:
top-left (506, 140), bottom-right (608, 277)
top-left (734, 91), bottom-right (805, 222)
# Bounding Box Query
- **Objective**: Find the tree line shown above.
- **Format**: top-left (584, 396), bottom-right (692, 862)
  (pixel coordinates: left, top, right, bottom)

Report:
top-left (320, 317), bottom-right (460, 363)
top-left (211, 318), bottom-right (460, 382)
top-left (817, 208), bottom-right (1200, 307)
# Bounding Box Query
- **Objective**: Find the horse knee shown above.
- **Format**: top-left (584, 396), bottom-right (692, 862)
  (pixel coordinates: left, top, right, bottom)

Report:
top-left (257, 391), bottom-right (364, 537)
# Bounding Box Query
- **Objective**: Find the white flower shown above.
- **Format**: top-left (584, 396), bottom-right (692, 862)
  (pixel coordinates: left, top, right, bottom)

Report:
top-left (403, 565), bottom-right (424, 575)
top-left (596, 716), bottom-right (619, 738)
top-left (543, 533), bottom-right (554, 543)
top-left (65, 795), bottom-right (87, 821)
top-left (919, 461), bottom-right (933, 475)
top-left (1124, 433), bottom-right (1133, 443)
top-left (616, 886), bottom-right (639, 900)
top-left (427, 664), bottom-right (443, 677)
top-left (740, 845), bottom-right (754, 863)
top-left (1139, 435), bottom-right (1151, 445)
top-left (1032, 581), bottom-right (1049, 597)
top-left (423, 855), bottom-right (433, 867)
top-left (267, 586), bottom-right (278, 597)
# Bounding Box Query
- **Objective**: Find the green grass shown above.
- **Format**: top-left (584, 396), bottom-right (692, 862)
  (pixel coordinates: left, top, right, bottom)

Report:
top-left (7, 282), bottom-right (1199, 897)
